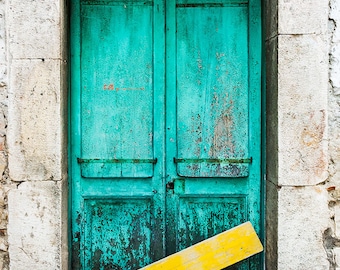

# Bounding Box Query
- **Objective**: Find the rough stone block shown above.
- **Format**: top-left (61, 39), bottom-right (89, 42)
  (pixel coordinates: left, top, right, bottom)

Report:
top-left (8, 59), bottom-right (66, 181)
top-left (279, 110), bottom-right (328, 186)
top-left (0, 251), bottom-right (9, 270)
top-left (0, 186), bottom-right (6, 230)
top-left (330, 0), bottom-right (340, 43)
top-left (8, 181), bottom-right (62, 270)
top-left (7, 0), bottom-right (63, 59)
top-left (328, 133), bottom-right (340, 186)
top-left (278, 186), bottom-right (330, 269)
top-left (333, 203), bottom-right (340, 238)
top-left (278, 35), bottom-right (328, 186)
top-left (330, 43), bottom-right (340, 89)
top-left (0, 151), bottom-right (6, 179)
top-left (0, 6), bottom-right (6, 64)
top-left (335, 247), bottom-right (340, 268)
top-left (278, 35), bottom-right (328, 114)
top-left (0, 236), bottom-right (6, 252)
top-left (0, 65), bottom-right (7, 88)
top-left (278, 0), bottom-right (329, 34)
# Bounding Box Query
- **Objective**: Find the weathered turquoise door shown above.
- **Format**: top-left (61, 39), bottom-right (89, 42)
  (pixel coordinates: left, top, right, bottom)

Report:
top-left (70, 0), bottom-right (262, 269)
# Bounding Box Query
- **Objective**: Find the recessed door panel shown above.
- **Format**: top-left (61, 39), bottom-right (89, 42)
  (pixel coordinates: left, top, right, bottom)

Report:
top-left (83, 198), bottom-right (153, 269)
top-left (177, 196), bottom-right (247, 250)
top-left (81, 1), bottom-right (154, 178)
top-left (176, 4), bottom-right (250, 178)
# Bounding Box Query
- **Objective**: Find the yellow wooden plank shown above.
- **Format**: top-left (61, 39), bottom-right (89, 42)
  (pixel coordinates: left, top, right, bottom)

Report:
top-left (140, 222), bottom-right (263, 270)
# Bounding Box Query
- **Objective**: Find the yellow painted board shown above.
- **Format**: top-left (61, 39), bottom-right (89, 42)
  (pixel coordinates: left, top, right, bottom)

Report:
top-left (139, 222), bottom-right (263, 270)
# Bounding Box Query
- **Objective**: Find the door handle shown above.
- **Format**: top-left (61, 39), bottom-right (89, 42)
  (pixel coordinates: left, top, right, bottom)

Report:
top-left (166, 179), bottom-right (185, 194)
top-left (166, 181), bottom-right (174, 190)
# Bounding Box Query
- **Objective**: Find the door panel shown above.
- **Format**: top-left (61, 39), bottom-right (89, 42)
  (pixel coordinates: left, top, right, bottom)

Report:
top-left (176, 4), bottom-right (250, 178)
top-left (80, 1), bottom-right (155, 178)
top-left (177, 196), bottom-right (246, 250)
top-left (83, 198), bottom-right (154, 269)
top-left (70, 0), bottom-right (262, 268)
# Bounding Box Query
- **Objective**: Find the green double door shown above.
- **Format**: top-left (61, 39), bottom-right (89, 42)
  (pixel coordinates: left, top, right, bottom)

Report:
top-left (70, 0), bottom-right (262, 269)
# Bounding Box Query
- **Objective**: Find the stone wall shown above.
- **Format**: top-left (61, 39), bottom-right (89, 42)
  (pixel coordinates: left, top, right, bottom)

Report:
top-left (0, 0), bottom-right (68, 269)
top-left (0, 0), bottom-right (10, 269)
top-left (327, 0), bottom-right (340, 269)
top-left (265, 0), bottom-right (336, 269)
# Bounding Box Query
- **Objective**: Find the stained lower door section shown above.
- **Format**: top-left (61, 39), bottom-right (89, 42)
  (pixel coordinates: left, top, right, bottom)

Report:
top-left (70, 0), bottom-right (262, 269)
